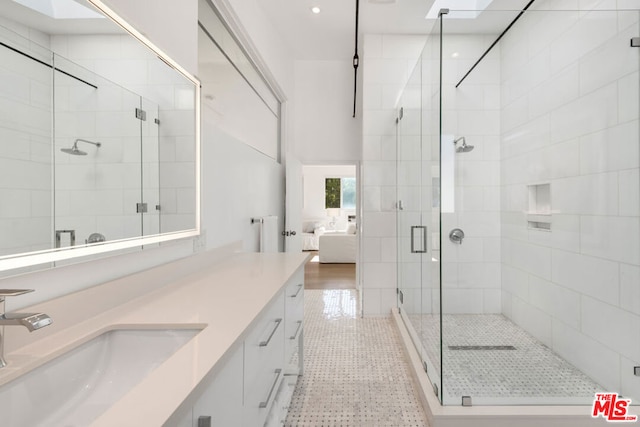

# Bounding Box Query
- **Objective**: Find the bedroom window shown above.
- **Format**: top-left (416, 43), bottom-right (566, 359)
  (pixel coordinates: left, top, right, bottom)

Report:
top-left (325, 177), bottom-right (356, 209)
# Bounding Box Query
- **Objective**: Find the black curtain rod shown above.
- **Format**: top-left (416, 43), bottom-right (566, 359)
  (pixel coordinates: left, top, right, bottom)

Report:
top-left (455, 0), bottom-right (536, 88)
top-left (352, 0), bottom-right (360, 118)
top-left (0, 41), bottom-right (98, 89)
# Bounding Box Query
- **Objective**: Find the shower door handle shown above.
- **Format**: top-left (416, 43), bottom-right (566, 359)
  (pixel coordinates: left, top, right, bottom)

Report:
top-left (410, 226), bottom-right (427, 253)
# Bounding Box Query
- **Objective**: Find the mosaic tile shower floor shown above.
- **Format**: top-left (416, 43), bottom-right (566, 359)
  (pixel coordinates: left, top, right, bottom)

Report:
top-left (284, 290), bottom-right (429, 427)
top-left (407, 313), bottom-right (603, 403)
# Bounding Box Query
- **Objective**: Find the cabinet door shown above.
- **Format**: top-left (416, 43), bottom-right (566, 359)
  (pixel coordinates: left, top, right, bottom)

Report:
top-left (192, 344), bottom-right (244, 427)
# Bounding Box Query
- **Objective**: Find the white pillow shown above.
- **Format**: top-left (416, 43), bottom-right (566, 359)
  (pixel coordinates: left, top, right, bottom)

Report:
top-left (314, 226), bottom-right (326, 235)
top-left (347, 223), bottom-right (356, 234)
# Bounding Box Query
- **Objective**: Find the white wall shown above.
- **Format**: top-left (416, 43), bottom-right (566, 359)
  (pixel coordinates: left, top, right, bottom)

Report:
top-left (499, 3), bottom-right (640, 400)
top-left (302, 164), bottom-right (355, 230)
top-left (361, 34), bottom-right (426, 316)
top-left (294, 60), bottom-right (361, 163)
top-left (201, 119), bottom-right (284, 252)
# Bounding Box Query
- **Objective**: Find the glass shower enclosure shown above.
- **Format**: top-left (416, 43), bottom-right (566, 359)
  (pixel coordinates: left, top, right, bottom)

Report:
top-left (397, 4), bottom-right (640, 407)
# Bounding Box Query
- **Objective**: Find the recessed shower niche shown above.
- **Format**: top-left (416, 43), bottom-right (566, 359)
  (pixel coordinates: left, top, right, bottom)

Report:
top-left (0, 0), bottom-right (199, 272)
top-left (526, 183), bottom-right (551, 231)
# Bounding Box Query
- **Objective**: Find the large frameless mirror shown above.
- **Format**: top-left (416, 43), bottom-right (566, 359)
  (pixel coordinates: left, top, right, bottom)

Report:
top-left (0, 0), bottom-right (200, 274)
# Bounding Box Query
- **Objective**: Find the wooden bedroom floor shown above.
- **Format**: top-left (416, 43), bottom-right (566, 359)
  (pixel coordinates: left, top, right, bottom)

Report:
top-left (304, 251), bottom-right (356, 290)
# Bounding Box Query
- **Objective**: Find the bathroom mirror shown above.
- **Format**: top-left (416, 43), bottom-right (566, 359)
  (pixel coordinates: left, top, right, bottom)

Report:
top-left (0, 0), bottom-right (200, 273)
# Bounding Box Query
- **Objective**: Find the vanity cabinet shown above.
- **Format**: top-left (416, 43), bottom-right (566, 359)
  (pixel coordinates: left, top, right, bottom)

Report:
top-left (172, 266), bottom-right (304, 427)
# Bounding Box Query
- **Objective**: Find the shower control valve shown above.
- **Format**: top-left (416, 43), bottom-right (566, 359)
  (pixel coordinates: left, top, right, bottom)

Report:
top-left (449, 228), bottom-right (465, 245)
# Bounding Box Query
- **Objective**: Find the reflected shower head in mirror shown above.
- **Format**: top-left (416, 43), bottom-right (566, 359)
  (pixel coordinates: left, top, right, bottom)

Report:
top-left (453, 136), bottom-right (474, 153)
top-left (60, 139), bottom-right (101, 156)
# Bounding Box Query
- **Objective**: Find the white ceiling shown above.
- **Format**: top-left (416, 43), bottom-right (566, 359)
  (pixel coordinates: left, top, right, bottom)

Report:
top-left (257, 0), bottom-right (532, 60)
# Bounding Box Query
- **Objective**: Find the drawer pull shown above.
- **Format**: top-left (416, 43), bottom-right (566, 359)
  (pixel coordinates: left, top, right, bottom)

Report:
top-left (259, 318), bottom-right (282, 347)
top-left (259, 368), bottom-right (282, 409)
top-left (290, 320), bottom-right (303, 340)
top-left (290, 284), bottom-right (303, 298)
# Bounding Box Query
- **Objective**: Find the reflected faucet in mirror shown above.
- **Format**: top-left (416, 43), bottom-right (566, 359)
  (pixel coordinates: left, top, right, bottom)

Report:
top-left (0, 289), bottom-right (52, 368)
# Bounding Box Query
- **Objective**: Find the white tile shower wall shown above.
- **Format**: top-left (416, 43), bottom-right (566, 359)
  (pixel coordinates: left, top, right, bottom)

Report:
top-left (440, 34), bottom-right (502, 315)
top-left (500, 3), bottom-right (640, 399)
top-left (0, 21), bottom-right (53, 256)
top-left (361, 34), bottom-right (426, 316)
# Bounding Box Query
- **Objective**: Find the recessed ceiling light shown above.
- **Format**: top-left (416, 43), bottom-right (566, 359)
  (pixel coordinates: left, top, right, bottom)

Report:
top-left (311, 6), bottom-right (321, 14)
top-left (452, 52), bottom-right (460, 58)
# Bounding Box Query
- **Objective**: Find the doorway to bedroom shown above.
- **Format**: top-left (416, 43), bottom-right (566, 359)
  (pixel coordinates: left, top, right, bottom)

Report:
top-left (301, 164), bottom-right (358, 291)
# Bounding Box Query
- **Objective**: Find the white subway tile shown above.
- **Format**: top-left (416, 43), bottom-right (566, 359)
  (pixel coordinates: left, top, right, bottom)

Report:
top-left (581, 216), bottom-right (640, 265)
top-left (550, 214), bottom-right (581, 253)
top-left (529, 275), bottom-right (581, 329)
top-left (363, 212), bottom-right (396, 237)
top-left (501, 264), bottom-right (529, 300)
top-left (362, 186), bottom-right (381, 212)
top-left (483, 289), bottom-right (501, 313)
top-left (552, 319), bottom-right (621, 392)
top-left (553, 172), bottom-right (618, 216)
top-left (362, 288), bottom-right (382, 316)
top-left (620, 263), bottom-right (640, 316)
top-left (552, 249), bottom-right (619, 306)
top-left (581, 296), bottom-right (640, 361)
top-left (580, 120), bottom-right (639, 175)
top-left (550, 138), bottom-right (580, 179)
top-left (362, 237), bottom-right (381, 263)
top-left (441, 289), bottom-right (484, 314)
top-left (550, 82), bottom-right (618, 144)
top-left (579, 23), bottom-right (639, 95)
top-left (380, 186), bottom-right (398, 212)
top-left (512, 296), bottom-right (553, 346)
top-left (380, 237), bottom-right (397, 263)
top-left (620, 355), bottom-right (640, 402)
top-left (619, 71), bottom-right (640, 125)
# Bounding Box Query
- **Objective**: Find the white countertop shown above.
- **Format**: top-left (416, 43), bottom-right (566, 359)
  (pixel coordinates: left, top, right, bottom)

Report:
top-left (1, 251), bottom-right (309, 427)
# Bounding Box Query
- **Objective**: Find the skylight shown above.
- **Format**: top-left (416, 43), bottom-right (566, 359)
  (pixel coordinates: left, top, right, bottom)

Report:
top-left (12, 0), bottom-right (104, 20)
top-left (425, 0), bottom-right (494, 19)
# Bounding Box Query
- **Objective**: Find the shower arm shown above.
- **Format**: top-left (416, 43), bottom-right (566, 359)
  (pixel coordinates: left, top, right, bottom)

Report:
top-left (74, 138), bottom-right (101, 148)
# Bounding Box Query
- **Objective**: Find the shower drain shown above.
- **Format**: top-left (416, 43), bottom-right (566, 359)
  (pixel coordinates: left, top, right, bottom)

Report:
top-left (448, 345), bottom-right (516, 350)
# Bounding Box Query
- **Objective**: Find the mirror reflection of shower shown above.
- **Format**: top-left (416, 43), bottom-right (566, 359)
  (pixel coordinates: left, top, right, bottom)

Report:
top-left (453, 136), bottom-right (474, 153)
top-left (60, 138), bottom-right (102, 156)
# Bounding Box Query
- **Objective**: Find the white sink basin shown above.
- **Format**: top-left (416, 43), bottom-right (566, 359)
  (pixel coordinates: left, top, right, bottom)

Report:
top-left (0, 327), bottom-right (201, 426)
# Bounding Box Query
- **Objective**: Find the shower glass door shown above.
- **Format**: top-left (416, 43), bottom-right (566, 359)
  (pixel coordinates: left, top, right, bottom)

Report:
top-left (397, 19), bottom-right (443, 401)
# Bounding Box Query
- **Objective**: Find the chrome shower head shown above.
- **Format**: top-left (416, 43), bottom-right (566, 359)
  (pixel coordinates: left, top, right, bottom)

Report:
top-left (453, 136), bottom-right (474, 153)
top-left (60, 144), bottom-right (87, 156)
top-left (60, 139), bottom-right (101, 156)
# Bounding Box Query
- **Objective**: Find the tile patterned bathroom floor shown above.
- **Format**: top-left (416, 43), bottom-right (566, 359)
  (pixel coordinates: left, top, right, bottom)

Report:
top-left (407, 313), bottom-right (603, 403)
top-left (284, 290), bottom-right (429, 427)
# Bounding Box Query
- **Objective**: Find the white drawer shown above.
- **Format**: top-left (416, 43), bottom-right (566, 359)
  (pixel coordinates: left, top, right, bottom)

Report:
top-left (242, 365), bottom-right (283, 427)
top-left (244, 292), bottom-right (285, 399)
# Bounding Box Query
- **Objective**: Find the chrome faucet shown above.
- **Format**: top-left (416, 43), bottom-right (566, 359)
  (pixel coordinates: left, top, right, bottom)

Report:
top-left (0, 289), bottom-right (52, 368)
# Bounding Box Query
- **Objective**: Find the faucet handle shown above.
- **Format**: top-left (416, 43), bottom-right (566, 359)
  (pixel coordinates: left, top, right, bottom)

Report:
top-left (0, 290), bottom-right (34, 297)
